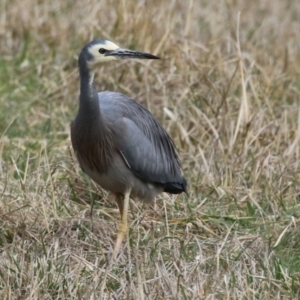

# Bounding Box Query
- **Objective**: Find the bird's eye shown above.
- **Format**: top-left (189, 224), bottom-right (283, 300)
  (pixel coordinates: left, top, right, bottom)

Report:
top-left (99, 48), bottom-right (106, 54)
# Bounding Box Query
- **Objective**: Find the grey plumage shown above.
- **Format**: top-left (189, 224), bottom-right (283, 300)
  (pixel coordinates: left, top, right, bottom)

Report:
top-left (72, 90), bottom-right (187, 198)
top-left (71, 39), bottom-right (187, 257)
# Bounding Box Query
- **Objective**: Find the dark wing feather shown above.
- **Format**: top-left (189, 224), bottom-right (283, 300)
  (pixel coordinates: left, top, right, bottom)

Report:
top-left (99, 91), bottom-right (187, 194)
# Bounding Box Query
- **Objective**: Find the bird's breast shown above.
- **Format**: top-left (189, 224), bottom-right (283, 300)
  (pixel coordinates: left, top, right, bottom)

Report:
top-left (71, 119), bottom-right (114, 174)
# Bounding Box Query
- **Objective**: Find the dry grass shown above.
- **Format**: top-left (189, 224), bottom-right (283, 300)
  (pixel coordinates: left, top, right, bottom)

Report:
top-left (1, 0), bottom-right (300, 299)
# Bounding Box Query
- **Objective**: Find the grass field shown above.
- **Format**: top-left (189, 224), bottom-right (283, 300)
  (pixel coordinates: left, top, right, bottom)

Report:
top-left (1, 0), bottom-right (300, 299)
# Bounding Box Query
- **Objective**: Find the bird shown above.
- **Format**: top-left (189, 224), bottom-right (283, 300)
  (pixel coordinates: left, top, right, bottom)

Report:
top-left (71, 39), bottom-right (187, 258)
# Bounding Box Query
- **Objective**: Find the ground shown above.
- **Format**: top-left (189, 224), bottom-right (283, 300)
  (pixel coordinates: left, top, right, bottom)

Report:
top-left (1, 0), bottom-right (300, 299)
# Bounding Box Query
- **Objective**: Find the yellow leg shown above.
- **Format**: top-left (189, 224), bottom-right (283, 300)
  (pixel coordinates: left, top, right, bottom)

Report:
top-left (114, 194), bottom-right (124, 218)
top-left (113, 189), bottom-right (131, 259)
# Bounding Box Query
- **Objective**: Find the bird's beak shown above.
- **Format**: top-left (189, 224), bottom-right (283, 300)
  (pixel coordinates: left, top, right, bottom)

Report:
top-left (105, 48), bottom-right (160, 60)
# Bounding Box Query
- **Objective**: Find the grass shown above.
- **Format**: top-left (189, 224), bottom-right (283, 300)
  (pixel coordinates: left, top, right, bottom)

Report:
top-left (1, 0), bottom-right (300, 298)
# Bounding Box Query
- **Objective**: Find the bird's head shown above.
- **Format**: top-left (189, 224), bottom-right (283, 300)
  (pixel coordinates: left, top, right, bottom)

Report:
top-left (79, 39), bottom-right (159, 68)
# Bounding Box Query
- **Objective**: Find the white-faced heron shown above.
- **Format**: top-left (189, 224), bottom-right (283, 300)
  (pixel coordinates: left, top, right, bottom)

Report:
top-left (71, 39), bottom-right (187, 258)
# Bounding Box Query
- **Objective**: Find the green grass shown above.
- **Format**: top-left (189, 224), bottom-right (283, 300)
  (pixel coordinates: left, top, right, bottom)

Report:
top-left (1, 0), bottom-right (300, 299)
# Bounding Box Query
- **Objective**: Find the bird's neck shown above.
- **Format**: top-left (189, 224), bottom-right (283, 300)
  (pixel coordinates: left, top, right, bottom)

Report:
top-left (77, 60), bottom-right (112, 148)
top-left (78, 63), bottom-right (101, 120)
top-left (74, 56), bottom-right (114, 174)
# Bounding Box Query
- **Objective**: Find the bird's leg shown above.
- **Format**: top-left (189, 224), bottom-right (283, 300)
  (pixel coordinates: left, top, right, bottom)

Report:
top-left (113, 189), bottom-right (131, 259)
top-left (114, 194), bottom-right (124, 218)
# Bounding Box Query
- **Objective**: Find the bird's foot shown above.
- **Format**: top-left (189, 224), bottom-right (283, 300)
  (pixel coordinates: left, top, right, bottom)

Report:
top-left (113, 222), bottom-right (127, 259)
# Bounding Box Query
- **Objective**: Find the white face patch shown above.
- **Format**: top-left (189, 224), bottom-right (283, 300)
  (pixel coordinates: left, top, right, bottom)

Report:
top-left (88, 40), bottom-right (120, 65)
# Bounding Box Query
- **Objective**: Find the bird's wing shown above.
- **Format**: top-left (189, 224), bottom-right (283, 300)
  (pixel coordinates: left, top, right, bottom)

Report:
top-left (99, 91), bottom-right (187, 193)
top-left (115, 117), bottom-right (185, 192)
top-left (116, 117), bottom-right (168, 178)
